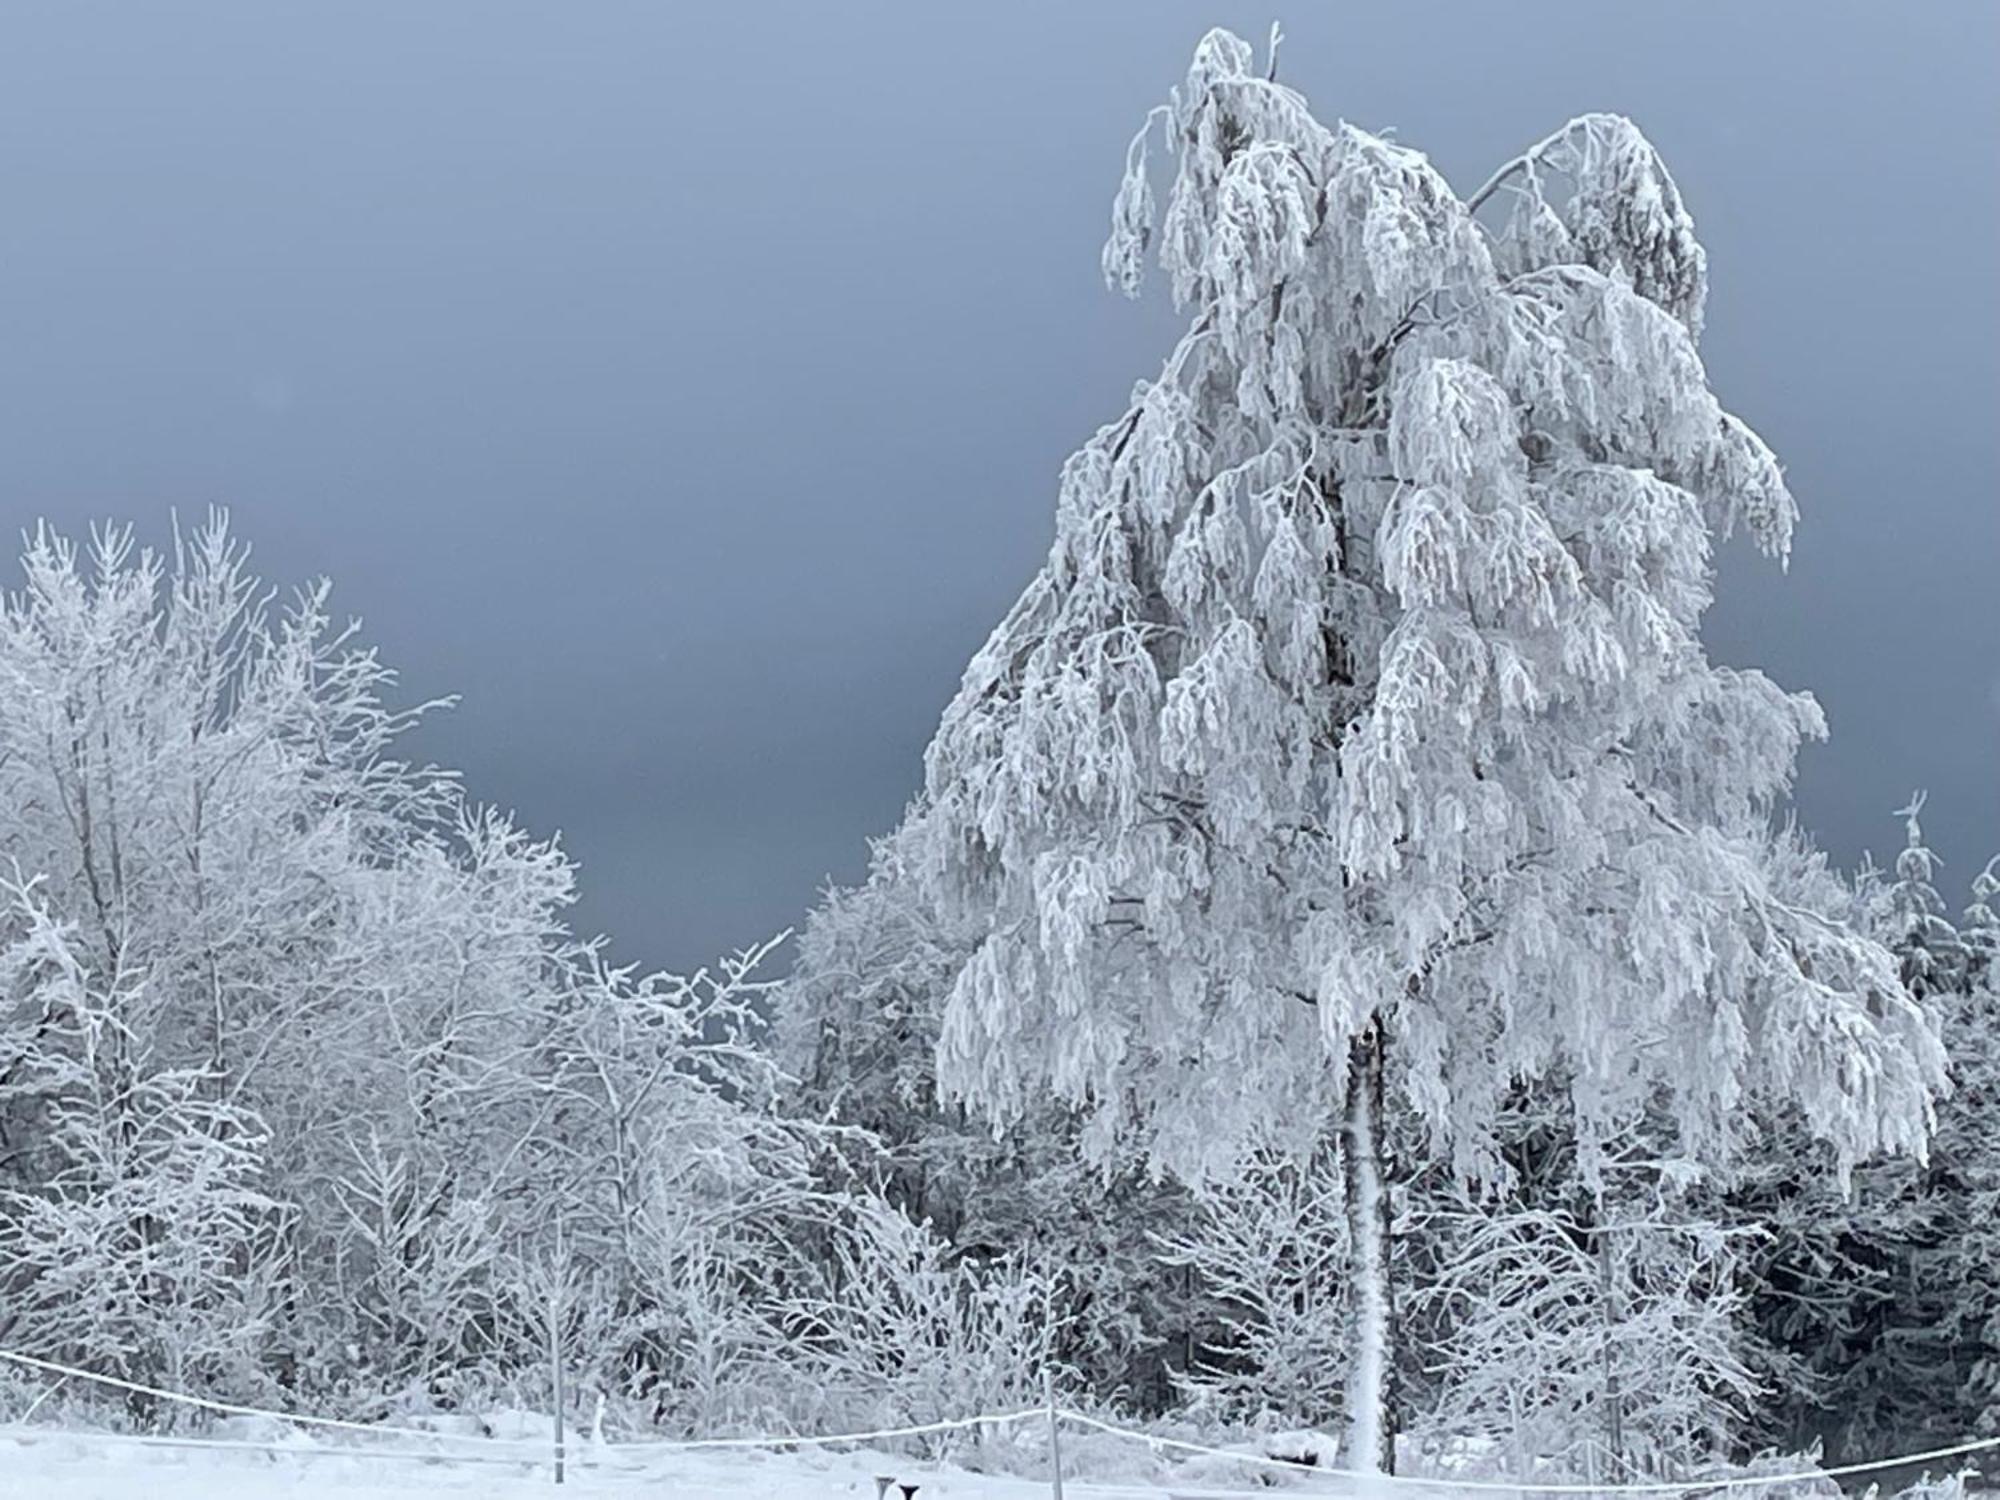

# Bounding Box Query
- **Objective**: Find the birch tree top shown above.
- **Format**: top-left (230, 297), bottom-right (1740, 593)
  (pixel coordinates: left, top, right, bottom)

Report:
top-left (908, 28), bottom-right (1943, 1187)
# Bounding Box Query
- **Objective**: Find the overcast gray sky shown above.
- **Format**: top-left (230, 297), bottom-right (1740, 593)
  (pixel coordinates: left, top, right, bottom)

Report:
top-left (2, 2), bottom-right (1994, 970)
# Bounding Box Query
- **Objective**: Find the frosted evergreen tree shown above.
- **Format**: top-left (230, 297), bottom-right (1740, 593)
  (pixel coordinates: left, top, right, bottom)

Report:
top-left (1830, 799), bottom-right (1988, 1447)
top-left (1734, 805), bottom-right (2000, 1455)
top-left (903, 29), bottom-right (1943, 1467)
top-left (1855, 808), bottom-right (2000, 1441)
top-left (1961, 856), bottom-right (2000, 995)
top-left (1883, 793), bottom-right (1967, 1001)
top-left (1950, 855), bottom-right (2000, 1429)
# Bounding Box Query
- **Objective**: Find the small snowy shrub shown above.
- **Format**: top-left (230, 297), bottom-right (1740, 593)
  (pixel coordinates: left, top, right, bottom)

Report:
top-left (1153, 1144), bottom-right (1349, 1428)
top-left (776, 1196), bottom-right (1068, 1452)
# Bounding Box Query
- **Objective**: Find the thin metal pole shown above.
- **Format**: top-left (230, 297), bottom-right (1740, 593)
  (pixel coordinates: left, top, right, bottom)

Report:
top-left (1044, 1368), bottom-right (1064, 1500)
top-left (549, 1287), bottom-right (565, 1486)
top-left (1598, 1225), bottom-right (1624, 1486)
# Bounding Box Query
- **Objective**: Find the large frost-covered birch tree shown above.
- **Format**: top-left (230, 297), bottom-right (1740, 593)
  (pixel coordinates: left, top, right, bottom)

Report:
top-left (904, 29), bottom-right (1943, 1469)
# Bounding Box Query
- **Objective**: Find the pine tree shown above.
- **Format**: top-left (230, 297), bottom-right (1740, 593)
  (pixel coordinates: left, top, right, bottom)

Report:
top-left (1740, 803), bottom-right (2000, 1456)
top-left (1834, 800), bottom-right (1987, 1448)
top-left (901, 30), bottom-right (1943, 1467)
top-left (1961, 856), bottom-right (2000, 995)
top-left (1951, 855), bottom-right (2000, 1429)
top-left (1884, 793), bottom-right (1968, 1001)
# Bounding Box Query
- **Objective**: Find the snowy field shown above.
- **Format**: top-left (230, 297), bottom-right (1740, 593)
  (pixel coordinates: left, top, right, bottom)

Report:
top-left (0, 1430), bottom-right (1183, 1500)
top-left (7, 1419), bottom-right (1997, 1500)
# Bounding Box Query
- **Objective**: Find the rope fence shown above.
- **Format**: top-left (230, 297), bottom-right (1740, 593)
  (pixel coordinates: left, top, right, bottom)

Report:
top-left (1062, 1411), bottom-right (1999, 1492)
top-left (0, 1421), bottom-right (546, 1470)
top-left (3, 1346), bottom-right (1995, 1495)
top-left (0, 1347), bottom-right (554, 1453)
top-left (603, 1407), bottom-right (1048, 1453)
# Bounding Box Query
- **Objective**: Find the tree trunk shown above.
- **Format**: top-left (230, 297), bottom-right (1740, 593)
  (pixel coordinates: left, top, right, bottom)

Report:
top-left (1597, 1218), bottom-right (1625, 1482)
top-left (1342, 1017), bottom-right (1396, 1475)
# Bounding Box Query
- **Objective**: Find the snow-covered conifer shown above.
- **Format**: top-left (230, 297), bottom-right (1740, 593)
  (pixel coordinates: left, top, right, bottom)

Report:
top-left (1927, 846), bottom-right (2000, 1433)
top-left (1961, 856), bottom-right (2000, 995)
top-left (1884, 794), bottom-right (1968, 1000)
top-left (1741, 804), bottom-right (1999, 1454)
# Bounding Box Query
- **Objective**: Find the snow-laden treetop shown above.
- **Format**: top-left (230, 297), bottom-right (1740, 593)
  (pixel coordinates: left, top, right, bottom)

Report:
top-left (907, 29), bottom-right (1942, 1188)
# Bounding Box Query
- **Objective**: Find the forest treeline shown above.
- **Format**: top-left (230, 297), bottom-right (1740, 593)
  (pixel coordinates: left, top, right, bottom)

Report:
top-left (0, 517), bottom-right (1989, 1478)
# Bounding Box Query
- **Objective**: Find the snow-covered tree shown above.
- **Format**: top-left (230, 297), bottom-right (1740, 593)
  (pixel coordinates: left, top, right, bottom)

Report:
top-left (774, 1196), bottom-right (1067, 1452)
top-left (1734, 804), bottom-right (2000, 1456)
top-left (1883, 794), bottom-right (1968, 1001)
top-left (1151, 1143), bottom-right (1349, 1429)
top-left (521, 936), bottom-right (833, 1433)
top-left (774, 827), bottom-right (992, 1240)
top-left (776, 826), bottom-right (1214, 1412)
top-left (1409, 1090), bottom-right (1763, 1481)
top-left (902, 30), bottom-right (1943, 1467)
top-left (1948, 854), bottom-right (2000, 1431)
top-left (1857, 806), bottom-right (2000, 1441)
top-left (0, 516), bottom-right (818, 1418)
top-left (0, 874), bottom-right (282, 1410)
top-left (0, 516), bottom-right (467, 1397)
top-left (1807, 801), bottom-right (1999, 1451)
top-left (1960, 856), bottom-right (2000, 995)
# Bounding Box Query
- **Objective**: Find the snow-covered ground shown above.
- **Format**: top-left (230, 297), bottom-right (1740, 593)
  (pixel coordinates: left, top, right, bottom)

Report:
top-left (11, 1425), bottom-right (1995, 1500)
top-left (0, 1428), bottom-right (1248, 1500)
top-left (9, 1434), bottom-right (976, 1499)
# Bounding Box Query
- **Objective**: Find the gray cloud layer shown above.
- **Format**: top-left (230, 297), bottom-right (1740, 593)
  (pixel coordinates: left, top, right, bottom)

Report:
top-left (2, 2), bottom-right (1993, 969)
